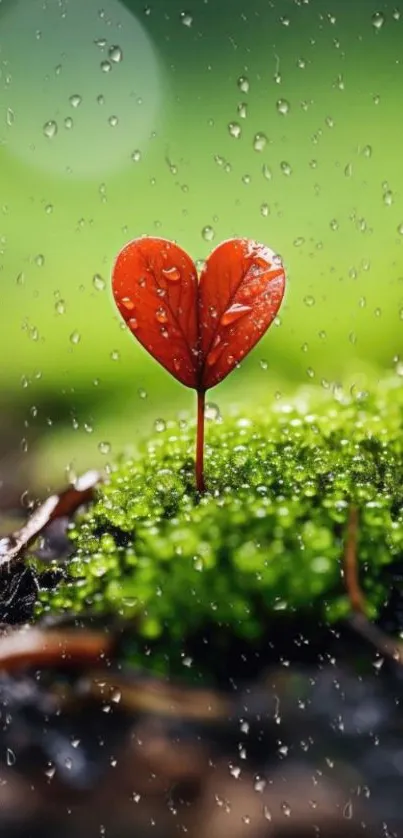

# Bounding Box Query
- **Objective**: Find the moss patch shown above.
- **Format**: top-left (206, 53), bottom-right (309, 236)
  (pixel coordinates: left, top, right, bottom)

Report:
top-left (36, 378), bottom-right (403, 664)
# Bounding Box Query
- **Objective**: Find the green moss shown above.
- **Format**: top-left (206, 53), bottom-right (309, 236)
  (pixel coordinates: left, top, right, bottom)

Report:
top-left (36, 377), bottom-right (403, 660)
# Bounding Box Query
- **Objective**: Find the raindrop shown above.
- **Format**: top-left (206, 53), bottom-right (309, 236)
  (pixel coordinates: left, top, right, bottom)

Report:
top-left (6, 108), bottom-right (14, 126)
top-left (70, 331), bottom-right (81, 345)
top-left (16, 272), bottom-right (25, 285)
top-left (45, 204), bottom-right (53, 214)
top-left (254, 777), bottom-right (266, 792)
top-left (100, 60), bottom-right (112, 73)
top-left (43, 120), bottom-right (58, 139)
top-left (304, 295), bottom-right (315, 307)
top-left (93, 273), bottom-right (106, 291)
top-left (237, 102), bottom-right (248, 119)
top-left (110, 350), bottom-right (120, 361)
top-left (228, 122), bottom-right (241, 139)
top-left (262, 163), bottom-right (272, 180)
top-left (221, 303), bottom-right (251, 326)
top-left (325, 115), bottom-right (334, 128)
top-left (138, 388), bottom-right (147, 399)
top-left (260, 203), bottom-right (270, 217)
top-left (205, 402), bottom-right (221, 421)
top-left (294, 237), bottom-right (305, 247)
top-left (383, 190), bottom-right (393, 206)
top-left (156, 306), bottom-right (168, 324)
top-left (108, 115), bottom-right (119, 127)
top-left (64, 116), bottom-right (73, 130)
top-left (330, 218), bottom-right (339, 231)
top-left (396, 360), bottom-right (403, 376)
top-left (94, 37), bottom-right (107, 48)
top-left (35, 254), bottom-right (45, 267)
top-left (162, 266), bottom-right (181, 282)
top-left (397, 223), bottom-right (403, 235)
top-left (237, 76), bottom-right (250, 93)
top-left (343, 801), bottom-right (353, 819)
top-left (280, 161), bottom-right (292, 176)
top-left (276, 98), bottom-right (290, 115)
top-left (297, 57), bottom-right (306, 69)
top-left (69, 94), bottom-right (82, 108)
top-left (6, 748), bottom-right (16, 767)
top-left (108, 45), bottom-right (123, 62)
top-left (253, 132), bottom-right (268, 152)
top-left (363, 144), bottom-right (372, 157)
top-left (55, 299), bottom-right (66, 315)
top-left (98, 441), bottom-right (111, 455)
top-left (202, 225), bottom-right (215, 242)
top-left (180, 11), bottom-right (193, 27)
top-left (393, 8), bottom-right (400, 20)
top-left (281, 802), bottom-right (291, 817)
top-left (97, 94), bottom-right (105, 105)
top-left (260, 359), bottom-right (268, 370)
top-left (371, 11), bottom-right (385, 29)
top-left (154, 418), bottom-right (166, 433)
top-left (344, 163), bottom-right (353, 177)
top-left (131, 150), bottom-right (142, 162)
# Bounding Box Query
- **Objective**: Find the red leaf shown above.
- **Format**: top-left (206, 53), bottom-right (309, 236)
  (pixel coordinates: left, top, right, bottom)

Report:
top-left (198, 238), bottom-right (285, 390)
top-left (112, 237), bottom-right (199, 388)
top-left (112, 236), bottom-right (285, 391)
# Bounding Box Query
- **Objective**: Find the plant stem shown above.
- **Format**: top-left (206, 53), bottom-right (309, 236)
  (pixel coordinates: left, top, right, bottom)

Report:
top-left (196, 389), bottom-right (206, 493)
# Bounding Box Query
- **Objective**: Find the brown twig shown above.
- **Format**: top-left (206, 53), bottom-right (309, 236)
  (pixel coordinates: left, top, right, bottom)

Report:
top-left (343, 506), bottom-right (366, 615)
top-left (0, 626), bottom-right (112, 673)
top-left (0, 470), bottom-right (101, 569)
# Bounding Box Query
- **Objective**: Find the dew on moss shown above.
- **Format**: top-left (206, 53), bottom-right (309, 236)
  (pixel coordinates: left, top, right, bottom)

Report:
top-left (35, 378), bottom-right (403, 673)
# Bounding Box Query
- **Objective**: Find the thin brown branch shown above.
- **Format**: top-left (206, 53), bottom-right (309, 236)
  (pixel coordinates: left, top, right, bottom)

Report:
top-left (343, 506), bottom-right (366, 615)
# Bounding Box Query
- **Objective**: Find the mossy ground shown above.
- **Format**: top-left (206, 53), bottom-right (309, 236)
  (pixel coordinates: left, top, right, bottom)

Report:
top-left (35, 378), bottom-right (403, 675)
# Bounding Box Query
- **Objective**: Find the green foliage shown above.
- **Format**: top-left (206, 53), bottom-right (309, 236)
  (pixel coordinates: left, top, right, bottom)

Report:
top-left (36, 378), bottom-right (403, 650)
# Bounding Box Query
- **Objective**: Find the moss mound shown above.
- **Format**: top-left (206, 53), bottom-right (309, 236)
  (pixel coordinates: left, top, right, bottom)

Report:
top-left (37, 378), bottom-right (403, 658)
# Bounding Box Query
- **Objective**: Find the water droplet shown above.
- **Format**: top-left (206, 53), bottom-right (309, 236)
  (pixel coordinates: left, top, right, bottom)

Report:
top-left (395, 360), bottom-right (403, 376)
top-left (294, 237), bottom-right (305, 247)
top-left (108, 115), bottom-right (119, 127)
top-left (205, 402), bottom-right (221, 421)
top-left (180, 11), bottom-right (193, 26)
top-left (228, 121), bottom-right (241, 139)
top-left (35, 253), bottom-right (45, 267)
top-left (383, 189), bottom-right (393, 206)
top-left (297, 57), bottom-right (306, 69)
top-left (206, 340), bottom-right (225, 367)
top-left (156, 306), bottom-right (168, 324)
top-left (154, 418), bottom-right (166, 433)
top-left (6, 748), bottom-right (16, 767)
top-left (64, 116), bottom-right (73, 130)
top-left (162, 266), bottom-right (181, 282)
top-left (280, 161), bottom-right (292, 176)
top-left (97, 94), bottom-right (105, 105)
top-left (69, 94), bottom-right (82, 108)
top-left (55, 299), bottom-right (66, 315)
top-left (393, 8), bottom-right (401, 20)
top-left (237, 102), bottom-right (248, 118)
top-left (138, 387), bottom-right (147, 399)
top-left (220, 303), bottom-right (252, 326)
top-left (330, 218), bottom-right (339, 231)
top-left (16, 272), bottom-right (25, 285)
top-left (70, 330), bottom-right (81, 345)
top-left (262, 163), bottom-right (272, 180)
top-left (93, 273), bottom-right (105, 291)
top-left (281, 802), bottom-right (291, 817)
top-left (304, 295), bottom-right (315, 307)
top-left (253, 132), bottom-right (267, 152)
top-left (343, 801), bottom-right (353, 819)
top-left (344, 163), bottom-right (353, 177)
top-left (100, 60), bottom-right (112, 73)
top-left (43, 120), bottom-right (57, 139)
top-left (276, 98), bottom-right (290, 115)
top-left (108, 44), bottom-right (123, 62)
top-left (110, 349), bottom-right (120, 360)
top-left (98, 441), bottom-right (111, 455)
top-left (202, 225), bottom-right (215, 242)
top-left (45, 204), bottom-right (53, 214)
top-left (372, 11), bottom-right (385, 29)
top-left (260, 203), bottom-right (270, 217)
top-left (6, 108), bottom-right (14, 126)
top-left (237, 75), bottom-right (250, 93)
top-left (363, 144), bottom-right (372, 158)
top-left (131, 149), bottom-right (142, 162)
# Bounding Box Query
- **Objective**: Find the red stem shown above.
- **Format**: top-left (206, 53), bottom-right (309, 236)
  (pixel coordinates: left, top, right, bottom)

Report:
top-left (196, 389), bottom-right (206, 493)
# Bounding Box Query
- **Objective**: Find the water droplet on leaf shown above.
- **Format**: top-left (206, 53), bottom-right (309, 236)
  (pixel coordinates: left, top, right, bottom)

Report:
top-left (43, 120), bottom-right (57, 139)
top-left (202, 225), bottom-right (215, 242)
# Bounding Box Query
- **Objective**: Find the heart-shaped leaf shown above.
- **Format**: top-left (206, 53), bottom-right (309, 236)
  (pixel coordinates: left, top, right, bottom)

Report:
top-left (198, 238), bottom-right (286, 389)
top-left (112, 235), bottom-right (286, 492)
top-left (112, 237), bottom-right (199, 388)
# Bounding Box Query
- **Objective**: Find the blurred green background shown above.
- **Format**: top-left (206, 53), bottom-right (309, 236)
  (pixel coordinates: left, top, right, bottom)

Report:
top-left (0, 0), bottom-right (402, 503)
